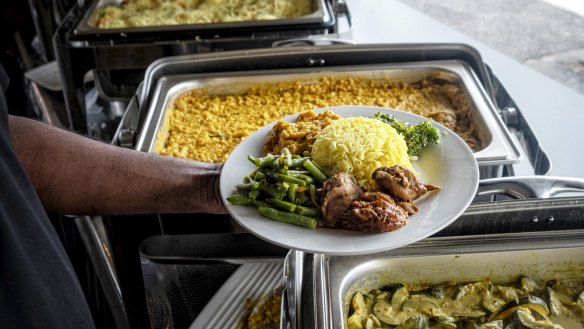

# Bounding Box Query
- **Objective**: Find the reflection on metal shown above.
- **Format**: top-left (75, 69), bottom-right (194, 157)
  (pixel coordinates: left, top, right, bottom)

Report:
top-left (478, 176), bottom-right (584, 199)
top-left (271, 37), bottom-right (355, 48)
top-left (74, 216), bottom-right (131, 329)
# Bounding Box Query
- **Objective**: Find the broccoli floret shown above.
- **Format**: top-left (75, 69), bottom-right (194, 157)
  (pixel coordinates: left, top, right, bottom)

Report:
top-left (371, 112), bottom-right (441, 157)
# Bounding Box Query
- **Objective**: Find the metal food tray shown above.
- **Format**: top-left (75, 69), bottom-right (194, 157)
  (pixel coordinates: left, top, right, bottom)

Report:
top-left (309, 230), bottom-right (584, 329)
top-left (74, 0), bottom-right (334, 37)
top-left (135, 60), bottom-right (522, 177)
top-left (271, 194), bottom-right (584, 329)
top-left (112, 44), bottom-right (553, 177)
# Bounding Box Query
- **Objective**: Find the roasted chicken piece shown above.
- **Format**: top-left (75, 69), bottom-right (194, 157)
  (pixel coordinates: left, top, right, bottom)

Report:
top-left (396, 201), bottom-right (419, 215)
top-left (373, 165), bottom-right (440, 201)
top-left (320, 172), bottom-right (363, 226)
top-left (340, 192), bottom-right (409, 233)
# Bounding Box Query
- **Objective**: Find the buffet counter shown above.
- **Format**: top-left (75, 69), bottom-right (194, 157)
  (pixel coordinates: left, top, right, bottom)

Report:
top-left (52, 1), bottom-right (584, 329)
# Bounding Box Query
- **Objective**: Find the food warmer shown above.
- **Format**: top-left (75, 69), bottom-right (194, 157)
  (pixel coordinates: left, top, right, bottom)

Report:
top-left (72, 44), bottom-right (584, 329)
top-left (53, 0), bottom-right (351, 140)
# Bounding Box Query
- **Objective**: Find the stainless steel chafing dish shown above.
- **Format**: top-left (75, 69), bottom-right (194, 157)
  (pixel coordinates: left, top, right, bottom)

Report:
top-left (119, 44), bottom-right (532, 179)
top-left (75, 0), bottom-right (334, 37)
top-left (134, 60), bottom-right (521, 177)
top-left (278, 194), bottom-right (584, 329)
top-left (308, 231), bottom-right (584, 329)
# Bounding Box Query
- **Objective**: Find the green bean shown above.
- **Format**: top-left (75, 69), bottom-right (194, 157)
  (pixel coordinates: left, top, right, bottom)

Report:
top-left (259, 183), bottom-right (288, 199)
top-left (281, 148), bottom-right (293, 167)
top-left (236, 181), bottom-right (259, 191)
top-left (295, 190), bottom-right (308, 206)
top-left (303, 159), bottom-right (328, 183)
top-left (288, 157), bottom-right (308, 168)
top-left (247, 154), bottom-right (257, 165)
top-left (312, 160), bottom-right (331, 177)
top-left (253, 170), bottom-right (265, 181)
top-left (285, 170), bottom-right (311, 177)
top-left (258, 206), bottom-right (318, 229)
top-left (295, 206), bottom-right (322, 218)
top-left (254, 155), bottom-right (278, 167)
top-left (253, 199), bottom-right (271, 208)
top-left (227, 195), bottom-right (253, 206)
top-left (268, 198), bottom-right (297, 213)
top-left (309, 184), bottom-right (319, 207)
top-left (248, 189), bottom-right (261, 200)
top-left (287, 183), bottom-right (298, 203)
top-left (270, 156), bottom-right (282, 169)
top-left (298, 174), bottom-right (315, 185)
top-left (265, 171), bottom-right (307, 187)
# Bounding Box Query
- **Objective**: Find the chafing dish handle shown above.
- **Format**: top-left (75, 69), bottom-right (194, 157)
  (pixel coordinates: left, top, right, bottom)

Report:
top-left (477, 176), bottom-right (584, 199)
top-left (272, 38), bottom-right (355, 48)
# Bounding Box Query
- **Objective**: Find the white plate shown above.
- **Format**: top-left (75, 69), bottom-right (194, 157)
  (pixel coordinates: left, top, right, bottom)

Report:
top-left (220, 106), bottom-right (479, 255)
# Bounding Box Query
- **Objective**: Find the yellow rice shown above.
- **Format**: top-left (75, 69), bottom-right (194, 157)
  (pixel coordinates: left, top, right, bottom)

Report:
top-left (311, 117), bottom-right (412, 190)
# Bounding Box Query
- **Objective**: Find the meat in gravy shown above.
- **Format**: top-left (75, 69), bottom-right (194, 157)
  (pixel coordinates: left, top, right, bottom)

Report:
top-left (320, 172), bottom-right (363, 227)
top-left (373, 165), bottom-right (440, 201)
top-left (321, 165), bottom-right (440, 233)
top-left (340, 192), bottom-right (409, 233)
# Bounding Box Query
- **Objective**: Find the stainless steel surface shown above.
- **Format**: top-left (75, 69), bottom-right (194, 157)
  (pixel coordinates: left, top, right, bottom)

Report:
top-left (75, 0), bottom-right (333, 36)
top-left (74, 216), bottom-right (131, 329)
top-left (439, 196), bottom-right (584, 237)
top-left (271, 37), bottom-right (355, 48)
top-left (284, 250), bottom-right (305, 329)
top-left (487, 63), bottom-right (552, 177)
top-left (135, 60), bottom-right (522, 172)
top-left (315, 231), bottom-right (584, 329)
top-left (478, 176), bottom-right (584, 199)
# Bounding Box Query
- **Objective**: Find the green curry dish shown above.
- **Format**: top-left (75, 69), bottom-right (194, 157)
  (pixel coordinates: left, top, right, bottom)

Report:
top-left (371, 112), bottom-right (441, 157)
top-left (346, 276), bottom-right (584, 329)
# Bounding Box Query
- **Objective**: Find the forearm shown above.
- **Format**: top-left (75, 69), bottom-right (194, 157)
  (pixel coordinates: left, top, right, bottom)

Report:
top-left (8, 115), bottom-right (224, 215)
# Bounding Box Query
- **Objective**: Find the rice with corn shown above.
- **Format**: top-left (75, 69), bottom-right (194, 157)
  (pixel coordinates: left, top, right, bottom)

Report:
top-left (311, 117), bottom-right (412, 190)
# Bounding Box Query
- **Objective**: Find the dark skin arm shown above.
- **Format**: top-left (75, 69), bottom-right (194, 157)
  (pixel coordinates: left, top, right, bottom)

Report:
top-left (8, 115), bottom-right (226, 215)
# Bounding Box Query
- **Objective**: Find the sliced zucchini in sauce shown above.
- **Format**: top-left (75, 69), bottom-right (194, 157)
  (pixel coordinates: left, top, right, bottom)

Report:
top-left (490, 296), bottom-right (549, 321)
top-left (392, 287), bottom-right (410, 309)
top-left (402, 295), bottom-right (442, 317)
top-left (372, 299), bottom-right (400, 326)
top-left (507, 307), bottom-right (559, 329)
top-left (396, 315), bottom-right (429, 329)
top-left (479, 320), bottom-right (503, 329)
